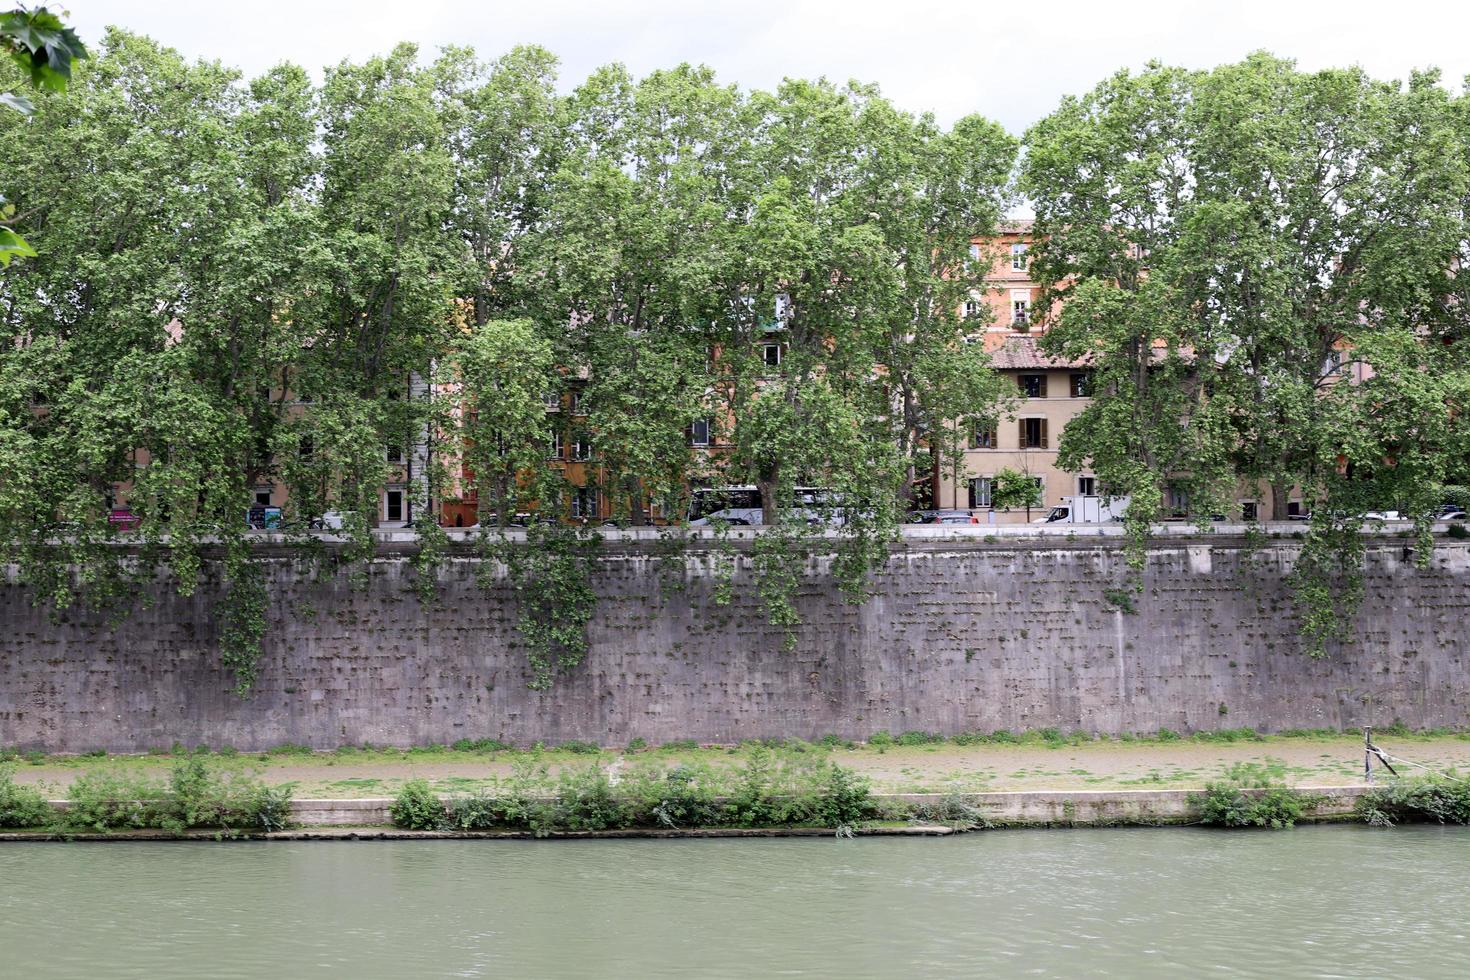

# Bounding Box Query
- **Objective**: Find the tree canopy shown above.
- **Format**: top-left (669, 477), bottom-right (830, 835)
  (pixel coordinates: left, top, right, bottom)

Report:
top-left (0, 30), bottom-right (1017, 688)
top-left (1022, 53), bottom-right (1470, 649)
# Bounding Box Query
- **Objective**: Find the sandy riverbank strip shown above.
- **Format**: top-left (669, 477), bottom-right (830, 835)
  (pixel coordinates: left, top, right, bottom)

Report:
top-left (9, 733), bottom-right (1464, 798)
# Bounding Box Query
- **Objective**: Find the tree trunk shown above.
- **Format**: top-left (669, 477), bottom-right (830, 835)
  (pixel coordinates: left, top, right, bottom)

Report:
top-left (757, 465), bottom-right (779, 526)
top-left (1270, 482), bottom-right (1291, 521)
top-left (625, 474), bottom-right (646, 527)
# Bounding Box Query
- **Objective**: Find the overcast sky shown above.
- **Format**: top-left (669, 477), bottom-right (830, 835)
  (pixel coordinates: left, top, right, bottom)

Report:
top-left (71, 0), bottom-right (1470, 136)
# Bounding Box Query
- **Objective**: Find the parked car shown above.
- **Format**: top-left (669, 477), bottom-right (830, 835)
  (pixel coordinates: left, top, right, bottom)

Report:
top-left (919, 509), bottom-right (982, 525)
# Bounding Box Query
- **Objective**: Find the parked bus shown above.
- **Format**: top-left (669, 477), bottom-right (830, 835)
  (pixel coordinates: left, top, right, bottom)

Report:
top-left (687, 486), bottom-right (844, 526)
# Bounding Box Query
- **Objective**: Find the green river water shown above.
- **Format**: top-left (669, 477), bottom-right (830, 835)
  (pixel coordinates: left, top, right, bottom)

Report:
top-left (2, 826), bottom-right (1467, 978)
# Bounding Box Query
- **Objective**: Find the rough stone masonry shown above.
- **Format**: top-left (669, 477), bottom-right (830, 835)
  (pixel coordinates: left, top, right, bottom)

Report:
top-left (1, 533), bottom-right (1467, 752)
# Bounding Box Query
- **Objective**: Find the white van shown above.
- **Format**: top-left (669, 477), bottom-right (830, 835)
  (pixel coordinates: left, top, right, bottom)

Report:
top-left (1033, 494), bottom-right (1129, 524)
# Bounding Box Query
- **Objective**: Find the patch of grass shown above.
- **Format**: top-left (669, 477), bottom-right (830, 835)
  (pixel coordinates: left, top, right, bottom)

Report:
top-left (866, 731), bottom-right (895, 749)
top-left (660, 739), bottom-right (700, 752)
top-left (894, 731), bottom-right (945, 747)
top-left (264, 743), bottom-right (316, 757)
top-left (327, 777), bottom-right (382, 790)
top-left (450, 738), bottom-right (511, 753)
top-left (1191, 728), bottom-right (1264, 744)
top-left (558, 740), bottom-right (602, 755)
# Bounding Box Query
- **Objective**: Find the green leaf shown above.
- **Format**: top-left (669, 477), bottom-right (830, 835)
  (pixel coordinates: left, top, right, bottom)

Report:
top-left (0, 227), bottom-right (37, 265)
top-left (0, 90), bottom-right (33, 114)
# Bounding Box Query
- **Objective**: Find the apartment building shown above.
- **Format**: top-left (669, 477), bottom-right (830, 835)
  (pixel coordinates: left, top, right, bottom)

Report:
top-left (936, 222), bottom-right (1099, 524)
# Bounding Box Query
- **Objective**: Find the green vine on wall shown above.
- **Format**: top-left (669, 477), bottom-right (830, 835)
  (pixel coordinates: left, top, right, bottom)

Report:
top-left (483, 523), bottom-right (601, 691)
top-left (1289, 515), bottom-right (1366, 658)
top-left (751, 522), bottom-right (807, 650)
top-left (218, 559), bottom-right (268, 697)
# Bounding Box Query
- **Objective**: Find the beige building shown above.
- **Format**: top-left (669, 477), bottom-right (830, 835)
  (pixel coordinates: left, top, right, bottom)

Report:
top-left (936, 338), bottom-right (1097, 523)
top-left (934, 223), bottom-right (1097, 524)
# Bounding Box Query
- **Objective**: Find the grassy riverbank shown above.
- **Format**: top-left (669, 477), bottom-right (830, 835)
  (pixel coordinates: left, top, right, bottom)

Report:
top-left (7, 728), bottom-right (1468, 799)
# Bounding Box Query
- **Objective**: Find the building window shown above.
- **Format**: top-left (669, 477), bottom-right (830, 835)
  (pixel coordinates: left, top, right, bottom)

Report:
top-left (547, 432), bottom-right (563, 460)
top-left (253, 487), bottom-right (273, 507)
top-left (1011, 243), bottom-right (1028, 271)
top-left (1019, 374), bottom-right (1047, 398)
top-left (572, 432), bottom-right (593, 461)
top-left (572, 487), bottom-right (599, 520)
top-left (691, 418), bottom-right (712, 447)
top-left (1241, 501), bottom-right (1258, 521)
top-left (969, 243), bottom-right (981, 261)
top-left (1012, 300), bottom-right (1029, 325)
top-left (1070, 372), bottom-right (1091, 398)
top-left (1030, 476), bottom-right (1045, 501)
top-left (963, 299), bottom-right (982, 320)
top-left (971, 424), bottom-right (997, 449)
top-left (1166, 485), bottom-right (1190, 516)
top-left (1077, 476), bottom-right (1096, 496)
top-left (568, 392), bottom-right (583, 415)
top-left (762, 343), bottom-right (782, 368)
top-left (385, 445), bottom-right (403, 463)
top-left (384, 489), bottom-right (404, 524)
top-left (774, 292), bottom-right (792, 324)
top-left (1288, 500), bottom-right (1302, 517)
top-left (968, 477), bottom-right (992, 509)
top-left (543, 391), bottom-right (561, 412)
top-left (299, 436), bottom-right (314, 460)
top-left (1020, 417), bottom-right (1048, 449)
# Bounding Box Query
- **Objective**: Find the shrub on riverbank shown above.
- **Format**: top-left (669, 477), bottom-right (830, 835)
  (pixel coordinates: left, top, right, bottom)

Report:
top-left (0, 765), bottom-right (53, 828)
top-left (1357, 775), bottom-right (1470, 827)
top-left (399, 748), bottom-right (879, 835)
top-left (1190, 765), bottom-right (1317, 829)
top-left (61, 758), bottom-right (292, 833)
top-left (389, 779), bottom-right (445, 830)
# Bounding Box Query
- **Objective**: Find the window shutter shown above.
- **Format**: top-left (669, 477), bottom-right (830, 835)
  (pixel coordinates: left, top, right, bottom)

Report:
top-left (1041, 419), bottom-right (1049, 449)
top-left (1038, 374), bottom-right (1048, 398)
top-left (1018, 419), bottom-right (1028, 447)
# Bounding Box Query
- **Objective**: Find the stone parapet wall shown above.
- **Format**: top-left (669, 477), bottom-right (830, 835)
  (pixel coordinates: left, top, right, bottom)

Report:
top-left (2, 534), bottom-right (1466, 752)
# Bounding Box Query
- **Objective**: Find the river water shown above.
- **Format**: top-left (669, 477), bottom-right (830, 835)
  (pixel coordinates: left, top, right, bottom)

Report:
top-left (2, 827), bottom-right (1467, 978)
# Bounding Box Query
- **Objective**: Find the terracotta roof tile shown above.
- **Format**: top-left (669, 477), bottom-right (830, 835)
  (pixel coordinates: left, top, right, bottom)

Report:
top-left (982, 334), bottom-right (1092, 370)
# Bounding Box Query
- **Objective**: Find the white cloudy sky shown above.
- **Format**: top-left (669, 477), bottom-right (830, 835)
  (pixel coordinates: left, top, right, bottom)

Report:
top-left (71, 0), bottom-right (1470, 136)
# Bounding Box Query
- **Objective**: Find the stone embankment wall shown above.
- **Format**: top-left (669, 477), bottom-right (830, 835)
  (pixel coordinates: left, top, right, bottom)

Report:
top-left (2, 532), bottom-right (1467, 752)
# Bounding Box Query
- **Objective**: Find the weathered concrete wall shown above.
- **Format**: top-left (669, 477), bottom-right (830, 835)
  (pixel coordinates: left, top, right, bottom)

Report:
top-left (2, 534), bottom-right (1467, 752)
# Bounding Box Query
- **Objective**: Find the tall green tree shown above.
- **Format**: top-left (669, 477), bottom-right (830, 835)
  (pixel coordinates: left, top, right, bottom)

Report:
top-left (1023, 53), bottom-right (1470, 647)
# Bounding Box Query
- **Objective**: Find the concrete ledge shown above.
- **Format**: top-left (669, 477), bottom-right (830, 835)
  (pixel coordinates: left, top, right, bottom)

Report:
top-left (3, 787), bottom-right (1373, 839)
